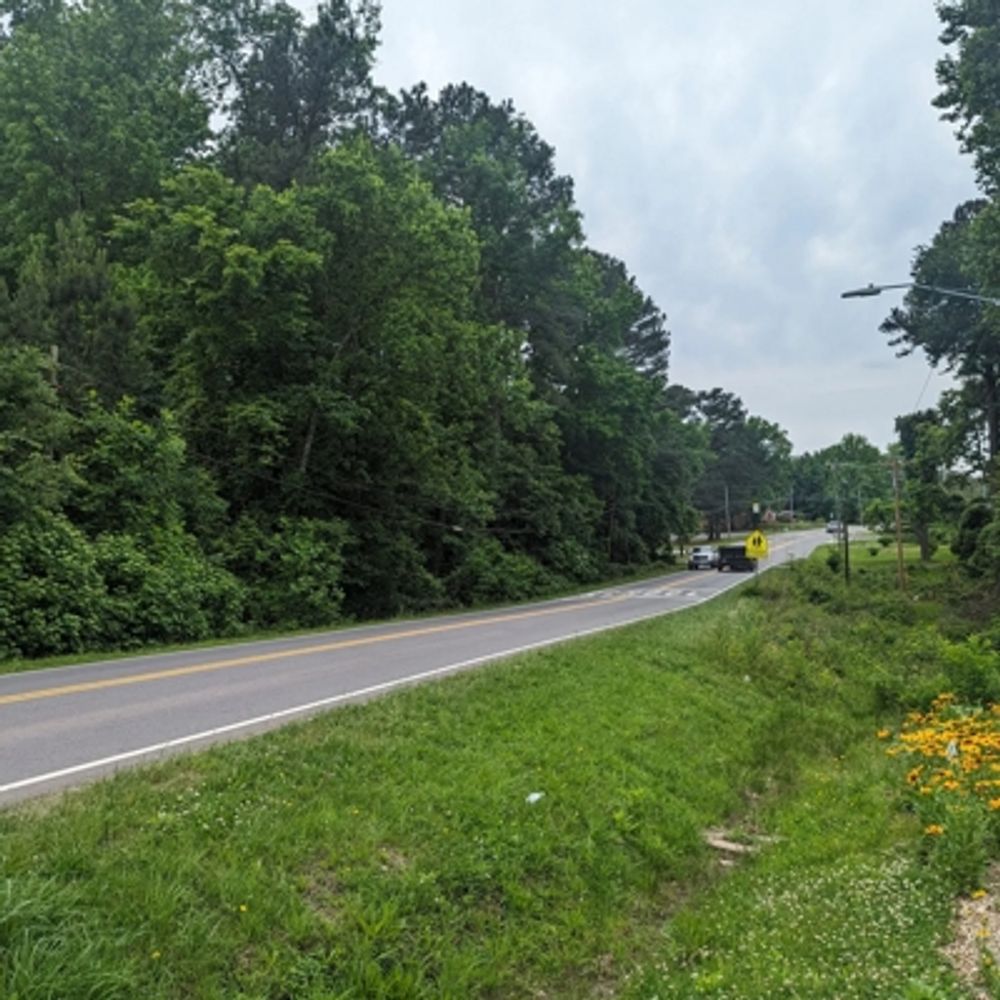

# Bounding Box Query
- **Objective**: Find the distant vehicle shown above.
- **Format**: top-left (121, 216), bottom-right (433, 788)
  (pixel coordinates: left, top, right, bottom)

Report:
top-left (826, 520), bottom-right (843, 534)
top-left (687, 545), bottom-right (718, 570)
top-left (716, 545), bottom-right (755, 572)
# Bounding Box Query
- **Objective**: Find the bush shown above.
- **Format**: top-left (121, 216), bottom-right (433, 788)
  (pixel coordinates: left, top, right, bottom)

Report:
top-left (0, 513), bottom-right (105, 659)
top-left (94, 529), bottom-right (245, 647)
top-left (447, 538), bottom-right (556, 605)
top-left (952, 499), bottom-right (994, 564)
top-left (0, 514), bottom-right (247, 660)
top-left (222, 516), bottom-right (349, 629)
top-left (866, 627), bottom-right (1000, 711)
top-left (970, 516), bottom-right (1000, 583)
top-left (541, 537), bottom-right (600, 582)
top-left (940, 634), bottom-right (1000, 705)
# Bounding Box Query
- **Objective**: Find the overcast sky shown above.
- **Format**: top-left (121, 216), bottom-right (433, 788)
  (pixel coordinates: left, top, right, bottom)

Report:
top-left (300, 2), bottom-right (978, 454)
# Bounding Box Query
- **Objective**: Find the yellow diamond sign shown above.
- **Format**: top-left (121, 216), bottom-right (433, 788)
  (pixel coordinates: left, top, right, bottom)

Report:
top-left (745, 530), bottom-right (769, 559)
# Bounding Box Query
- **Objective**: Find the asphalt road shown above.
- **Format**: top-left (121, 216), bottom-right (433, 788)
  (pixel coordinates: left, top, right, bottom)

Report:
top-left (0, 528), bottom-right (833, 805)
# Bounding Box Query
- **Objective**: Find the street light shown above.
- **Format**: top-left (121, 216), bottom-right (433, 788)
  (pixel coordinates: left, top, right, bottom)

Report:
top-left (841, 281), bottom-right (968, 593)
top-left (841, 282), bottom-right (1000, 307)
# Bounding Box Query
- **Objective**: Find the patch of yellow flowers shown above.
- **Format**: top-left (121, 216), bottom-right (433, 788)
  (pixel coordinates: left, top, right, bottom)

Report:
top-left (883, 693), bottom-right (1000, 833)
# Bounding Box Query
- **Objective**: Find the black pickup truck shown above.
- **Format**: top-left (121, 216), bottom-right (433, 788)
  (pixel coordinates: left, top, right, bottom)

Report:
top-left (716, 545), bottom-right (755, 572)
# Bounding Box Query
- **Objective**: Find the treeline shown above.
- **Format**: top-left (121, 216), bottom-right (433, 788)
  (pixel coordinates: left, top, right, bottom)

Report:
top-left (0, 0), bottom-right (794, 660)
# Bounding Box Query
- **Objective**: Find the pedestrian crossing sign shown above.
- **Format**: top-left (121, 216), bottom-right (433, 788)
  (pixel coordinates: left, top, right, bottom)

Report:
top-left (745, 530), bottom-right (769, 559)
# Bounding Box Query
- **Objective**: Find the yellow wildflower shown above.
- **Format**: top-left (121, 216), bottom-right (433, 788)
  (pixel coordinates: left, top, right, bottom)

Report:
top-left (924, 824), bottom-right (945, 836)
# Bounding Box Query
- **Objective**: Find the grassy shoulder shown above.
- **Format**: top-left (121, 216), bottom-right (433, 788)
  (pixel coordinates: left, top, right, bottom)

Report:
top-left (2, 555), bottom-right (996, 998)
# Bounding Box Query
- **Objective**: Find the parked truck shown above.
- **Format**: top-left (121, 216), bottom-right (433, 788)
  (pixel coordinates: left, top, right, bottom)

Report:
top-left (716, 545), bottom-right (756, 572)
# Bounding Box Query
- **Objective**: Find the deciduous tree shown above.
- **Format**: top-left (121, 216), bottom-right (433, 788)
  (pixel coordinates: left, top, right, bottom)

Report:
top-left (881, 200), bottom-right (1000, 468)
top-left (935, 1), bottom-right (1000, 192)
top-left (0, 0), bottom-right (210, 281)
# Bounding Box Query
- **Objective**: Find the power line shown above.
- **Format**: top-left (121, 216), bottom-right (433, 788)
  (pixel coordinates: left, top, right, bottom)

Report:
top-left (913, 367), bottom-right (936, 412)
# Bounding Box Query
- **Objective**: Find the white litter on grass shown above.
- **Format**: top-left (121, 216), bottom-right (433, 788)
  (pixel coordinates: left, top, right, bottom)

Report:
top-left (525, 792), bottom-right (545, 805)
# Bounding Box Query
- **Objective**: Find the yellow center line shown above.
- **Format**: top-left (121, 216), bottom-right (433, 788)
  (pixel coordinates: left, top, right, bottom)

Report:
top-left (0, 594), bottom-right (628, 708)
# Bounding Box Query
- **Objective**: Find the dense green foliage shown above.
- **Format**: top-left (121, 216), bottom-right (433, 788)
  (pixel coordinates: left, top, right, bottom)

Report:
top-left (935, 1), bottom-right (1000, 195)
top-left (0, 0), bottom-right (798, 658)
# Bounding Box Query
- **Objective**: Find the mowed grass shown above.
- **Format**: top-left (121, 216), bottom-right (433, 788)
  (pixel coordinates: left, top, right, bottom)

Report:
top-left (1, 558), bottom-right (987, 998)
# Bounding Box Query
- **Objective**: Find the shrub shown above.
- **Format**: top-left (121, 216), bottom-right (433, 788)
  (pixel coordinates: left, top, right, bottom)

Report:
top-left (940, 635), bottom-right (1000, 705)
top-left (970, 517), bottom-right (1000, 584)
top-left (541, 537), bottom-right (600, 582)
top-left (447, 538), bottom-right (556, 605)
top-left (94, 529), bottom-right (245, 647)
top-left (952, 500), bottom-right (994, 565)
top-left (0, 513), bottom-right (105, 659)
top-left (222, 516), bottom-right (349, 629)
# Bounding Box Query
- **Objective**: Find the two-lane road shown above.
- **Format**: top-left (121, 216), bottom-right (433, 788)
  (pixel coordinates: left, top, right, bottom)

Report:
top-left (0, 528), bottom-right (831, 805)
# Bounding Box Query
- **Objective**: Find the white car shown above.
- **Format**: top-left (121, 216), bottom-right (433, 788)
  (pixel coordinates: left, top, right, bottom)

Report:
top-left (687, 545), bottom-right (718, 570)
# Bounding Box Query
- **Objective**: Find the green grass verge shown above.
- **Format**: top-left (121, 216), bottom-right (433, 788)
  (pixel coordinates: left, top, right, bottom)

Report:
top-left (2, 558), bottom-right (995, 998)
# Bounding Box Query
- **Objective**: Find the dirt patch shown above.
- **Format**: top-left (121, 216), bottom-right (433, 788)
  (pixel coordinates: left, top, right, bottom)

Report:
top-left (378, 846), bottom-right (411, 872)
top-left (942, 862), bottom-right (1000, 998)
top-left (301, 863), bottom-right (343, 925)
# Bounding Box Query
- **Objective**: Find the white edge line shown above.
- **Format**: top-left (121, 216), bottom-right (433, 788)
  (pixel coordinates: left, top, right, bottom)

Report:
top-left (0, 616), bottom-right (649, 796)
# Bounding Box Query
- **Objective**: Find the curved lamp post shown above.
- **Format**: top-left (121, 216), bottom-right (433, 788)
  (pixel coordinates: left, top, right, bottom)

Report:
top-left (841, 282), bottom-right (1000, 307)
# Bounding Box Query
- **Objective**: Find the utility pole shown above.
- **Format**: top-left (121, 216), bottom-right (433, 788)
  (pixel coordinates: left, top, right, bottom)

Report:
top-left (724, 484), bottom-right (731, 537)
top-left (842, 517), bottom-right (850, 585)
top-left (833, 470), bottom-right (850, 585)
top-left (891, 458), bottom-right (908, 592)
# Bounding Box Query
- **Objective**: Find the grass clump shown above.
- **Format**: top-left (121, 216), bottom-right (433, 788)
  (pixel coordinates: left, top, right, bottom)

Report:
top-left (1, 554), bottom-right (997, 997)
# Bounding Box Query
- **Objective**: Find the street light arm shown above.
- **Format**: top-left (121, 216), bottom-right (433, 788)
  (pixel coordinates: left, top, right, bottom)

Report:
top-left (841, 281), bottom-right (1000, 307)
top-left (910, 283), bottom-right (1000, 307)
